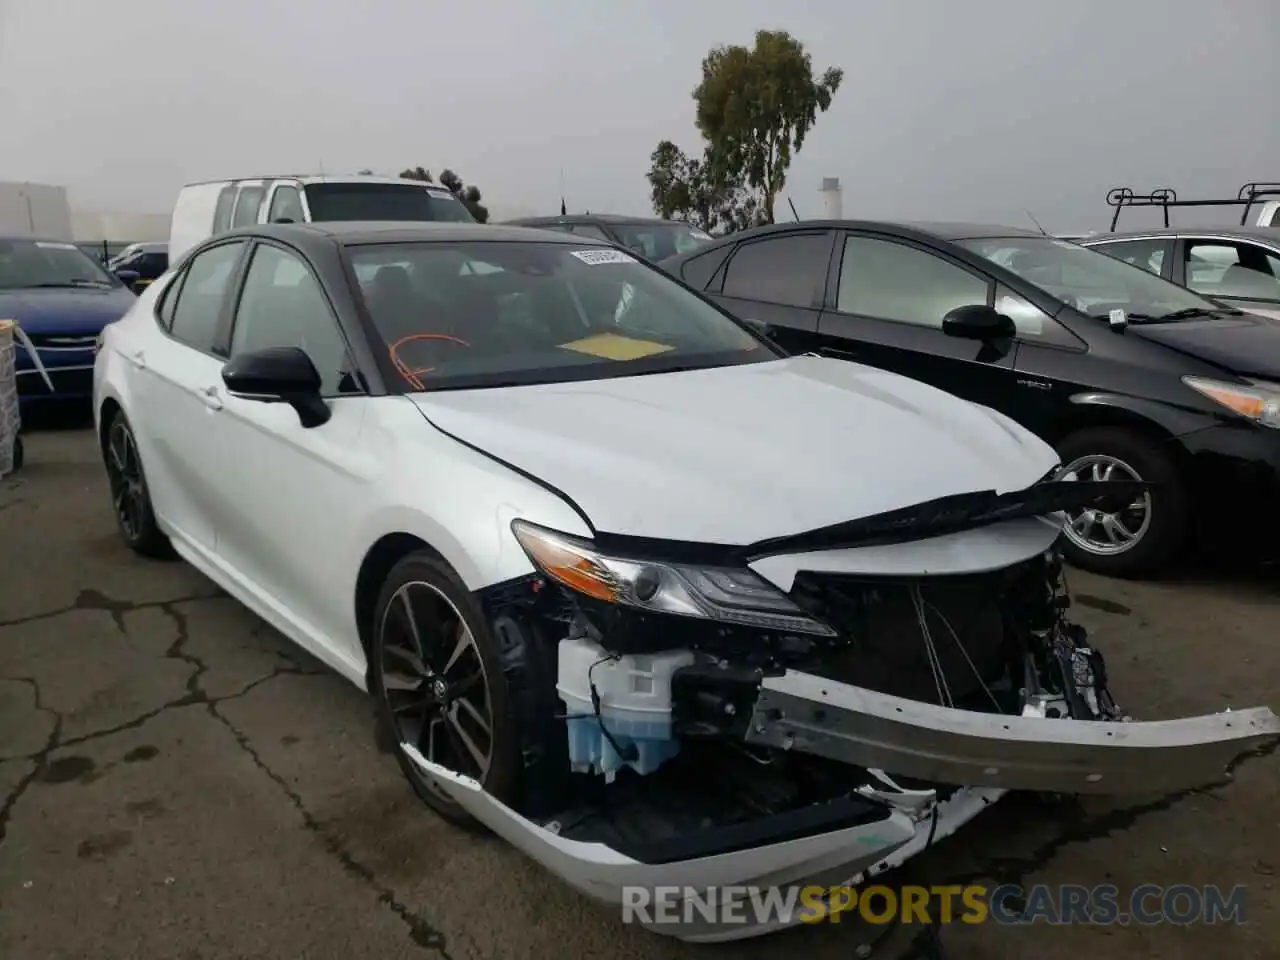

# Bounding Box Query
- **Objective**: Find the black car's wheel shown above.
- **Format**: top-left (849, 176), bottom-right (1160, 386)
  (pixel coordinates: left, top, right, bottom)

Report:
top-left (369, 551), bottom-right (521, 828)
top-left (1055, 427), bottom-right (1189, 578)
top-left (104, 413), bottom-right (172, 558)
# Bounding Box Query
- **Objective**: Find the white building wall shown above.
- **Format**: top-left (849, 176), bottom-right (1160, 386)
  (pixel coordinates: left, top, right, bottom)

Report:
top-left (0, 181), bottom-right (73, 240)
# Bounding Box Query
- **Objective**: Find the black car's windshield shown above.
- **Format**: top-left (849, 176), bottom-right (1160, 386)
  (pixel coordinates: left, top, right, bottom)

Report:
top-left (611, 222), bottom-right (713, 260)
top-left (0, 238), bottom-right (116, 290)
top-left (304, 183), bottom-right (475, 223)
top-left (348, 240), bottom-right (770, 391)
top-left (958, 236), bottom-right (1235, 322)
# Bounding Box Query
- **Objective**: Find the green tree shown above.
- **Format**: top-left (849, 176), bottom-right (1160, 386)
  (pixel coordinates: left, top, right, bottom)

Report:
top-left (398, 166), bottom-right (489, 222)
top-left (693, 30), bottom-right (842, 224)
top-left (437, 169), bottom-right (489, 223)
top-left (647, 141), bottom-right (760, 235)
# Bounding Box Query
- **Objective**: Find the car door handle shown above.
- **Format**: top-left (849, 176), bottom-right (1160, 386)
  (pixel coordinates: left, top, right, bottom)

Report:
top-left (199, 384), bottom-right (223, 411)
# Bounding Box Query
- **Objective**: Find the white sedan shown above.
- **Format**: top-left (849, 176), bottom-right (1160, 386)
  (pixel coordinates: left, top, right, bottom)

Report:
top-left (93, 221), bottom-right (1279, 940)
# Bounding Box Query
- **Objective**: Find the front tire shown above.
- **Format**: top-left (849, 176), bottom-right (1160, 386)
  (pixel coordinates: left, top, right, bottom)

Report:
top-left (1055, 426), bottom-right (1189, 578)
top-left (369, 552), bottom-right (522, 828)
top-left (103, 412), bottom-right (172, 558)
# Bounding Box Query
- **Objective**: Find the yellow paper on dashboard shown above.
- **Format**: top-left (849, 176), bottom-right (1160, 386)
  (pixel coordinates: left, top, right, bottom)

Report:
top-left (559, 332), bottom-right (674, 361)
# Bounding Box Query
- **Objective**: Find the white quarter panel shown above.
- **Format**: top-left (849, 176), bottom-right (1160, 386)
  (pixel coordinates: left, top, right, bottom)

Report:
top-left (410, 355), bottom-right (1058, 545)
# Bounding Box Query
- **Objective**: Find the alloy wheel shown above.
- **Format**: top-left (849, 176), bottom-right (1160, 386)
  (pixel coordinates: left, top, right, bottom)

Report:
top-left (378, 581), bottom-right (494, 800)
top-left (106, 420), bottom-right (147, 542)
top-left (1058, 454), bottom-right (1152, 556)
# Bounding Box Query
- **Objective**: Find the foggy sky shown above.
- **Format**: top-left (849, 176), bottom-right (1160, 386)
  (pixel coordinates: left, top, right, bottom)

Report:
top-left (1, 0), bottom-right (1276, 231)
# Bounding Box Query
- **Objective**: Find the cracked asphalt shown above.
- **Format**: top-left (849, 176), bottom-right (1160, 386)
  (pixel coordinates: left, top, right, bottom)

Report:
top-left (2, 422), bottom-right (1278, 959)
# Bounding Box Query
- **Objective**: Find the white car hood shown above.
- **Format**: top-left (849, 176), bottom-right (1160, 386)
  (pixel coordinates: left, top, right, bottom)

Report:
top-left (410, 355), bottom-right (1058, 546)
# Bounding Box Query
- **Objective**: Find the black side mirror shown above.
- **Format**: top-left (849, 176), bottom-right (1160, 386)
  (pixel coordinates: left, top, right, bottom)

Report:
top-left (114, 268), bottom-right (141, 292)
top-left (221, 346), bottom-right (331, 428)
top-left (942, 304), bottom-right (1016, 341)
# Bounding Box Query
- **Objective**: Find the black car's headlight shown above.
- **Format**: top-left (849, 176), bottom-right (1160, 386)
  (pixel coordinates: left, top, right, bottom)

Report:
top-left (511, 520), bottom-right (835, 637)
top-left (1184, 376), bottom-right (1280, 430)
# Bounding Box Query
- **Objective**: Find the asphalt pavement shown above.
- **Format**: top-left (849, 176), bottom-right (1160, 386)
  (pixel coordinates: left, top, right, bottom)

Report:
top-left (1, 422), bottom-right (1277, 959)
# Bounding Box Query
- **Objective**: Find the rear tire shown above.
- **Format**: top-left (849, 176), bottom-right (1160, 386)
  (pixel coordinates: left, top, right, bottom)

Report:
top-left (369, 551), bottom-right (522, 829)
top-left (103, 412), bottom-right (173, 559)
top-left (1055, 426), bottom-right (1189, 578)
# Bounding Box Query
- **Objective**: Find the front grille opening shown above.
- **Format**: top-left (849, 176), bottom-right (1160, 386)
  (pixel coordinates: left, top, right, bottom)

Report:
top-left (790, 558), bottom-right (1054, 712)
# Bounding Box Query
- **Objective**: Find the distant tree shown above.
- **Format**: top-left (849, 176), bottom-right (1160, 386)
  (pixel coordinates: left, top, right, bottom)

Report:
top-left (647, 140), bottom-right (761, 235)
top-left (397, 166), bottom-right (489, 222)
top-left (694, 30), bottom-right (843, 224)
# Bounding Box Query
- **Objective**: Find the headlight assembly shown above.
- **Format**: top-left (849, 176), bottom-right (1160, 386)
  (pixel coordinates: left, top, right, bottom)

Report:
top-left (1183, 376), bottom-right (1280, 430)
top-left (511, 520), bottom-right (835, 637)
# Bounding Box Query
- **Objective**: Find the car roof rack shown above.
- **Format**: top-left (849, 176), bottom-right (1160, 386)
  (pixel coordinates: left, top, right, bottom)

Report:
top-left (1105, 181), bottom-right (1280, 231)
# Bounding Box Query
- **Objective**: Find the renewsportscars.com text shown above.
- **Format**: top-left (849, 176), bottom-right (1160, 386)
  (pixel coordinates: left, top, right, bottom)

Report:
top-left (622, 883), bottom-right (1248, 927)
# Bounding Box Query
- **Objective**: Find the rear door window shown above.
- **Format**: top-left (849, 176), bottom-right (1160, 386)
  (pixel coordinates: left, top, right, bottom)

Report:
top-left (721, 233), bottom-right (831, 308)
top-left (1090, 238), bottom-right (1172, 277)
top-left (680, 245), bottom-right (734, 291)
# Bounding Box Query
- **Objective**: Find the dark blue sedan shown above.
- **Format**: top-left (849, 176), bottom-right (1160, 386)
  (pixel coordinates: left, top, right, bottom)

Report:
top-left (0, 236), bottom-right (138, 406)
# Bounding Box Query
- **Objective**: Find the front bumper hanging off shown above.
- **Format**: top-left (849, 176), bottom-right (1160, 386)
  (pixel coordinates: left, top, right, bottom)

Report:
top-left (402, 663), bottom-right (1279, 941)
top-left (744, 669), bottom-right (1280, 795)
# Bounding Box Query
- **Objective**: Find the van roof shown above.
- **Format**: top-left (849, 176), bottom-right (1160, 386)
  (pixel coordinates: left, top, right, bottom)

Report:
top-left (179, 175), bottom-right (455, 191)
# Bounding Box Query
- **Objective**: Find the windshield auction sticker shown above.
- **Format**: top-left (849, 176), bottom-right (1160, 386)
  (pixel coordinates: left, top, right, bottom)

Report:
top-left (570, 249), bottom-right (637, 266)
top-left (559, 332), bottom-right (673, 360)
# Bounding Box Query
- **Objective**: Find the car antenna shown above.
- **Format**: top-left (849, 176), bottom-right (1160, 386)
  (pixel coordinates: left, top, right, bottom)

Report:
top-left (788, 197), bottom-right (800, 222)
top-left (1025, 209), bottom-right (1048, 235)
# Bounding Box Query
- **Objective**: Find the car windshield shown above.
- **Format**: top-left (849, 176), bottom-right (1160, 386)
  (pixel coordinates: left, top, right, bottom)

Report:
top-left (0, 238), bottom-right (116, 290)
top-left (610, 222), bottom-right (713, 260)
top-left (958, 236), bottom-right (1234, 322)
top-left (304, 183), bottom-right (476, 223)
top-left (348, 240), bottom-right (771, 391)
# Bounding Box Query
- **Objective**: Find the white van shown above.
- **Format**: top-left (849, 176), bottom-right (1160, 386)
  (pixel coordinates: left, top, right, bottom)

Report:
top-left (167, 174), bottom-right (475, 264)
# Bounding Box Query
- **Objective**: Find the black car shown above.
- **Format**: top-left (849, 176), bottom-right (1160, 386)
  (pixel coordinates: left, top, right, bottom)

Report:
top-left (504, 214), bottom-right (712, 261)
top-left (106, 242), bottom-right (169, 291)
top-left (661, 220), bottom-right (1280, 578)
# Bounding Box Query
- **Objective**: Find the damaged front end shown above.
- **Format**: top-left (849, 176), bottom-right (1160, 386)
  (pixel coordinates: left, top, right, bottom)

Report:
top-left (401, 480), bottom-right (1280, 941)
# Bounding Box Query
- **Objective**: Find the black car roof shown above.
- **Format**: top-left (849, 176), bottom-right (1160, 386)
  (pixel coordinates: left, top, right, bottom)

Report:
top-left (217, 221), bottom-right (604, 248)
top-left (506, 214), bottom-right (691, 226)
top-left (700, 220), bottom-right (1043, 246)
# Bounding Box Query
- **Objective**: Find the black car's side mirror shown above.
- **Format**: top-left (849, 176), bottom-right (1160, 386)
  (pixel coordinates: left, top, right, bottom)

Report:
top-left (221, 346), bottom-right (331, 428)
top-left (114, 268), bottom-right (141, 293)
top-left (942, 304), bottom-right (1016, 341)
